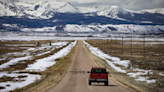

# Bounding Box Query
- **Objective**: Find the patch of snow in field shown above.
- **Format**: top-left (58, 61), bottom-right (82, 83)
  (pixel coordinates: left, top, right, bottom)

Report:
top-left (84, 40), bottom-right (158, 83)
top-left (134, 76), bottom-right (156, 83)
top-left (0, 58), bottom-right (5, 61)
top-left (6, 52), bottom-right (27, 56)
top-left (52, 42), bottom-right (68, 46)
top-left (0, 56), bottom-right (31, 69)
top-left (159, 72), bottom-right (164, 76)
top-left (36, 48), bottom-right (54, 57)
top-left (0, 72), bottom-right (41, 92)
top-left (127, 69), bottom-right (152, 78)
top-left (113, 60), bottom-right (130, 67)
top-left (52, 42), bottom-right (68, 48)
top-left (27, 48), bottom-right (35, 51)
top-left (27, 46), bottom-right (51, 51)
top-left (26, 41), bottom-right (77, 71)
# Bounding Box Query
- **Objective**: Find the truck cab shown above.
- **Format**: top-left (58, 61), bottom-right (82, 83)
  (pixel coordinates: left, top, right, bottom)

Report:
top-left (88, 67), bottom-right (108, 86)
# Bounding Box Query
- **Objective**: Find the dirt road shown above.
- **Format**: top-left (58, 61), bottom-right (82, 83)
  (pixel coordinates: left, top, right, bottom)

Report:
top-left (46, 41), bottom-right (136, 92)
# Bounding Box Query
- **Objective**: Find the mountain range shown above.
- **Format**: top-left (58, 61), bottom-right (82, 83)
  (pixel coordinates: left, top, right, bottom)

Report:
top-left (0, 0), bottom-right (80, 19)
top-left (0, 0), bottom-right (164, 33)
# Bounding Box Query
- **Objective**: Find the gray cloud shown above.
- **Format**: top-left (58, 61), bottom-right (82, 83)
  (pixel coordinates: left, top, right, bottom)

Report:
top-left (62, 0), bottom-right (164, 10)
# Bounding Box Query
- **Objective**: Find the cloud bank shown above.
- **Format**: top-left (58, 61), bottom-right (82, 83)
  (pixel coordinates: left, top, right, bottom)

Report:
top-left (62, 0), bottom-right (164, 10)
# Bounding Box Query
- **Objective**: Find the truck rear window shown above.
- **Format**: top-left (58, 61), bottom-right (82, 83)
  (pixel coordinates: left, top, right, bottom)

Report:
top-left (91, 69), bottom-right (106, 73)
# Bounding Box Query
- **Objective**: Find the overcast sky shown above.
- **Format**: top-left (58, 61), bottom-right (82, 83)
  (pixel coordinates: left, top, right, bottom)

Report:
top-left (62, 0), bottom-right (164, 10)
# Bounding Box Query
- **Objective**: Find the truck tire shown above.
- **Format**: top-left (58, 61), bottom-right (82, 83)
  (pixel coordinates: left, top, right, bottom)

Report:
top-left (89, 81), bottom-right (91, 85)
top-left (105, 81), bottom-right (108, 86)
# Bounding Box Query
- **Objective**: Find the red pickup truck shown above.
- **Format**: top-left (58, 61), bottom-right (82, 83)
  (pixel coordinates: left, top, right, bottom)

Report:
top-left (88, 67), bottom-right (109, 86)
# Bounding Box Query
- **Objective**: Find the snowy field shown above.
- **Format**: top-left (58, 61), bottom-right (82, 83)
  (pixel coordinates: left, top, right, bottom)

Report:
top-left (0, 35), bottom-right (88, 41)
top-left (0, 42), bottom-right (69, 70)
top-left (84, 40), bottom-right (164, 83)
top-left (0, 72), bottom-right (41, 92)
top-left (26, 41), bottom-right (76, 71)
top-left (0, 41), bottom-right (76, 92)
top-left (0, 34), bottom-right (163, 91)
top-left (1, 31), bottom-right (164, 42)
top-left (0, 34), bottom-right (164, 42)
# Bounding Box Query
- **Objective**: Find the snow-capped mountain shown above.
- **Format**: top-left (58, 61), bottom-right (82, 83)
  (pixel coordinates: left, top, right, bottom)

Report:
top-left (0, 0), bottom-right (80, 19)
top-left (0, 0), bottom-right (22, 16)
top-left (0, 0), bottom-right (164, 34)
top-left (96, 5), bottom-right (164, 24)
top-left (97, 5), bottom-right (130, 20)
top-left (79, 5), bottom-right (164, 15)
top-left (97, 5), bottom-right (164, 19)
top-left (0, 0), bottom-right (164, 20)
top-left (78, 5), bottom-right (111, 13)
top-left (19, 24), bottom-right (164, 34)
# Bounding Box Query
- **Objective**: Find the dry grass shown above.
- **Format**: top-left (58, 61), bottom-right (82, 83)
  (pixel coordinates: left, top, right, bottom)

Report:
top-left (0, 40), bottom-right (61, 56)
top-left (0, 75), bottom-right (27, 83)
top-left (0, 75), bottom-right (15, 82)
top-left (86, 39), bottom-right (164, 92)
top-left (0, 40), bottom-right (36, 66)
top-left (0, 60), bottom-right (9, 65)
top-left (86, 39), bottom-right (164, 70)
top-left (0, 40), bottom-right (74, 71)
top-left (0, 40), bottom-right (35, 55)
top-left (0, 40), bottom-right (75, 92)
top-left (11, 41), bottom-right (77, 92)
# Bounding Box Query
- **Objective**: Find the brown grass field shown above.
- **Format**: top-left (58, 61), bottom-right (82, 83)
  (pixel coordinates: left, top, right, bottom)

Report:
top-left (86, 39), bottom-right (164, 92)
top-left (0, 40), bottom-right (74, 91)
top-left (0, 40), bottom-right (73, 71)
